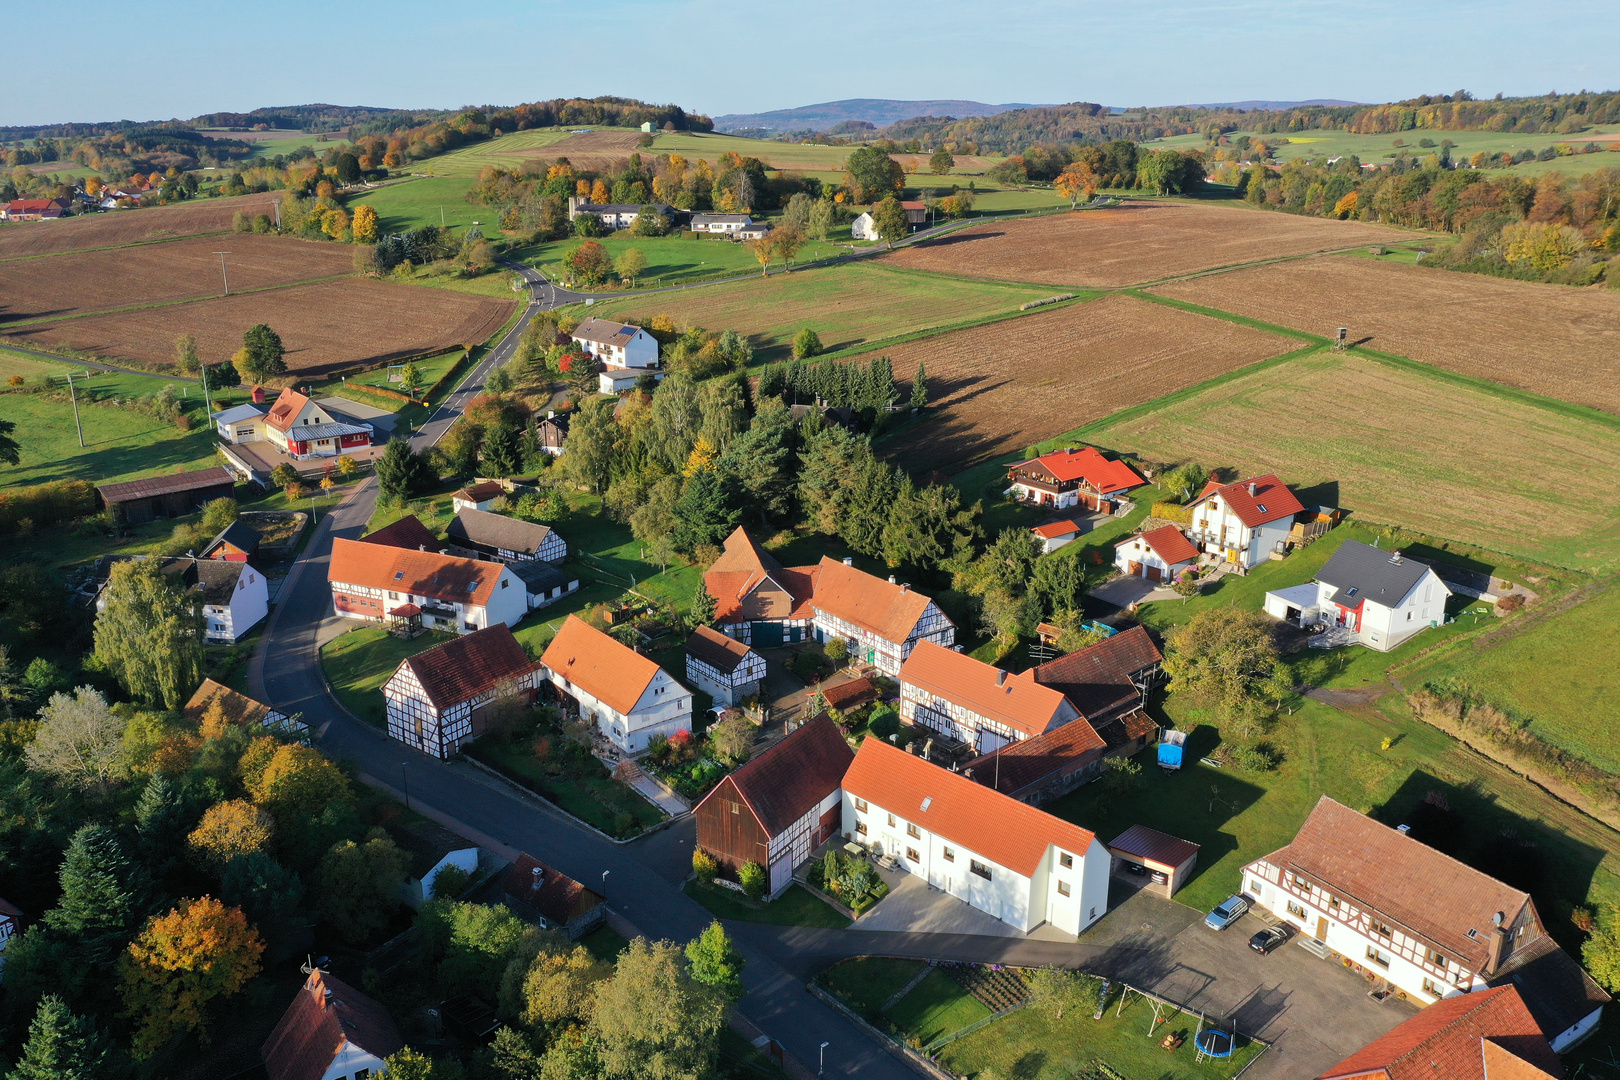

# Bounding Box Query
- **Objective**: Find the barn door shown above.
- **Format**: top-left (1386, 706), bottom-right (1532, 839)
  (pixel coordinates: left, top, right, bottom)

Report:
top-left (769, 853), bottom-right (792, 897)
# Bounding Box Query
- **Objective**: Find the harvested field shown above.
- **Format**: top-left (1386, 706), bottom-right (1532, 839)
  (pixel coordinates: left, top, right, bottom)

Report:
top-left (1152, 255), bottom-right (1620, 415)
top-left (0, 235), bottom-right (355, 325)
top-left (884, 200), bottom-right (1417, 288)
top-left (514, 129), bottom-right (645, 171)
top-left (2, 279), bottom-right (514, 377)
top-left (0, 193), bottom-right (283, 261)
top-left (868, 294), bottom-right (1297, 473)
top-left (1087, 350), bottom-right (1620, 571)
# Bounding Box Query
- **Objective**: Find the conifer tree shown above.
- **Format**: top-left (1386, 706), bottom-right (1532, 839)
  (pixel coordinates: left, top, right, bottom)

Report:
top-left (911, 361), bottom-right (928, 410)
top-left (11, 995), bottom-right (120, 1080)
top-left (44, 826), bottom-right (141, 962)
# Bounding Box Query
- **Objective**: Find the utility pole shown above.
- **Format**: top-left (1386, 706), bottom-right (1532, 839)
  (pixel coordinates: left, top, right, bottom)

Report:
top-left (200, 357), bottom-right (214, 416)
top-left (63, 371), bottom-right (85, 448)
top-left (440, 205), bottom-right (445, 227)
top-left (213, 251), bottom-right (231, 295)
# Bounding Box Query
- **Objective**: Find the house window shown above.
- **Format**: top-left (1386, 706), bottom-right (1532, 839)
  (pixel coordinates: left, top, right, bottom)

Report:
top-left (1291, 874), bottom-right (1308, 890)
top-left (1372, 920), bottom-right (1393, 939)
top-left (1422, 977), bottom-right (1442, 998)
top-left (356, 1071), bottom-right (370, 1080)
top-left (856, 821), bottom-right (867, 836)
top-left (1429, 950), bottom-right (1448, 970)
top-left (1250, 879), bottom-right (1265, 895)
top-left (906, 847), bottom-right (920, 863)
top-left (1286, 901), bottom-right (1306, 919)
top-left (1057, 881), bottom-right (1071, 897)
top-left (906, 823), bottom-right (921, 839)
top-left (854, 798), bottom-right (868, 813)
top-left (943, 847), bottom-right (955, 862)
top-left (887, 813), bottom-right (896, 827)
top-left (1060, 853), bottom-right (1073, 869)
top-left (729, 802), bottom-right (740, 814)
top-left (1366, 946), bottom-right (1391, 969)
top-left (501, 579), bottom-right (509, 589)
top-left (1328, 895), bottom-right (1340, 910)
top-left (970, 860), bottom-right (992, 881)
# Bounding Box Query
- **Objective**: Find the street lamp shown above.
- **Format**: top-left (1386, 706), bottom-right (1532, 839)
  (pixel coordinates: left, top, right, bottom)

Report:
top-left (401, 762), bottom-right (410, 810)
top-left (601, 870), bottom-right (610, 901)
top-left (819, 1041), bottom-right (830, 1077)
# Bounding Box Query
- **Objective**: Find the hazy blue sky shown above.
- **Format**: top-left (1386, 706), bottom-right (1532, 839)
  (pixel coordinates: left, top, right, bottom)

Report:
top-left (7, 0), bottom-right (1619, 126)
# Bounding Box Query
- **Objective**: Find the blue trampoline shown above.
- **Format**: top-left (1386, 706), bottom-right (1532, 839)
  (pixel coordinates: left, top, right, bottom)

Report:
top-left (1195, 1029), bottom-right (1234, 1059)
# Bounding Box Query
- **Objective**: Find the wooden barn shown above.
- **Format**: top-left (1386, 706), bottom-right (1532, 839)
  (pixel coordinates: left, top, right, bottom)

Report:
top-left (382, 624), bottom-right (540, 759)
top-left (693, 714), bottom-right (853, 897)
top-left (96, 467), bottom-right (236, 524)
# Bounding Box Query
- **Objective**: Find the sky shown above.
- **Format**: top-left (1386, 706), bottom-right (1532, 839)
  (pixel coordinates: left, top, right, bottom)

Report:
top-left (6, 0), bottom-right (1620, 127)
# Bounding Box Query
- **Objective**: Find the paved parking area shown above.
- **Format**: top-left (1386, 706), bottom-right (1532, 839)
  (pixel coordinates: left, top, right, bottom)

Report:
top-left (1088, 572), bottom-right (1178, 612)
top-left (851, 865), bottom-right (1023, 938)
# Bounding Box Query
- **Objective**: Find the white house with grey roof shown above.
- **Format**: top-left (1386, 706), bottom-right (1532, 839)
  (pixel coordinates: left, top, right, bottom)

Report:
top-left (570, 318), bottom-right (659, 371)
top-left (1263, 539), bottom-right (1450, 651)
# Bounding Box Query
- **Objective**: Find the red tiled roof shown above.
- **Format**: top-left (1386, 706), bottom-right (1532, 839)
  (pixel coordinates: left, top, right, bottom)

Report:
top-left (1108, 824), bottom-right (1200, 870)
top-left (328, 536), bottom-right (506, 607)
top-left (1032, 519), bottom-right (1083, 539)
top-left (183, 678), bottom-right (272, 728)
top-left (1258, 797), bottom-right (1537, 974)
top-left (359, 515), bottom-right (444, 553)
top-left (900, 640), bottom-right (1073, 738)
top-left (703, 527), bottom-right (816, 623)
top-left (962, 716), bottom-right (1107, 796)
top-left (1117, 524), bottom-right (1199, 565)
top-left (540, 615), bottom-right (664, 716)
top-left (686, 624), bottom-right (756, 675)
top-left (1317, 985), bottom-right (1561, 1080)
top-left (813, 558), bottom-right (938, 644)
top-left (823, 677), bottom-right (881, 712)
top-left (503, 853), bottom-right (605, 926)
top-left (1012, 446), bottom-right (1145, 494)
top-left (842, 737), bottom-right (1096, 876)
top-left (453, 481), bottom-right (506, 503)
top-left (1191, 474), bottom-right (1304, 529)
top-left (1031, 625), bottom-right (1161, 722)
top-left (264, 387), bottom-right (311, 433)
top-left (263, 971), bottom-right (403, 1080)
top-left (697, 714), bottom-right (854, 836)
top-left (97, 466), bottom-right (236, 503)
top-left (401, 623), bottom-right (537, 710)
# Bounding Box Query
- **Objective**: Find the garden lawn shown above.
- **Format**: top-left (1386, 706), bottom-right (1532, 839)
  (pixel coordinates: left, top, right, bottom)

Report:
top-left (819, 958), bottom-right (928, 1020)
top-left (577, 924), bottom-right (629, 963)
top-left (319, 626), bottom-right (438, 727)
top-left (885, 969), bottom-right (991, 1046)
top-left (939, 992), bottom-right (1263, 1079)
top-left (472, 737), bottom-right (665, 837)
top-left (683, 880), bottom-right (850, 928)
top-left (346, 177), bottom-right (486, 235)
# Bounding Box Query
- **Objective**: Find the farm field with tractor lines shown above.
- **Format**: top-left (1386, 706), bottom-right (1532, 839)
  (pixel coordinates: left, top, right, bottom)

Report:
top-left (884, 199), bottom-right (1420, 287)
top-left (0, 234), bottom-right (356, 325)
top-left (653, 129), bottom-right (1005, 174)
top-left (1151, 254), bottom-right (1620, 415)
top-left (0, 191), bottom-right (283, 260)
top-left (2, 278), bottom-right (514, 377)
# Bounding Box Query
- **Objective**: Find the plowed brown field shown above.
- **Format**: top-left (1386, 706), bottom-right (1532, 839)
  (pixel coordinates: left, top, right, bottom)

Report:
top-left (884, 200), bottom-right (1417, 288)
top-left (514, 129), bottom-right (645, 171)
top-left (857, 294), bottom-right (1297, 473)
top-left (0, 193), bottom-right (283, 260)
top-left (0, 235), bottom-right (356, 325)
top-left (1152, 255), bottom-right (1620, 415)
top-left (2, 280), bottom-right (514, 377)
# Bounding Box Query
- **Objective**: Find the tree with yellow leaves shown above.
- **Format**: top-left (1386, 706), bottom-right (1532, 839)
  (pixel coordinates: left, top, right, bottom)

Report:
top-left (683, 434), bottom-right (719, 477)
top-left (1054, 161), bottom-right (1099, 209)
top-left (249, 742), bottom-right (352, 822)
top-left (187, 799), bottom-right (274, 867)
top-left (590, 179), bottom-right (611, 203)
top-left (119, 896), bottom-right (264, 1058)
top-left (351, 204), bottom-right (378, 244)
top-left (322, 207), bottom-right (350, 240)
top-left (747, 231), bottom-right (775, 277)
top-left (1332, 190), bottom-right (1359, 219)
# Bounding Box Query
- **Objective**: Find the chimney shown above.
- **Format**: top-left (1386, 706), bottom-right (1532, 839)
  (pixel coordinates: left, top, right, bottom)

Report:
top-left (888, 575), bottom-right (897, 584)
top-left (1487, 911), bottom-right (1510, 973)
top-left (900, 583), bottom-right (909, 593)
top-left (1248, 481), bottom-right (1258, 497)
top-left (531, 865), bottom-right (545, 893)
top-left (547, 409), bottom-right (556, 419)
top-left (996, 669), bottom-right (1009, 687)
top-left (843, 557), bottom-right (854, 566)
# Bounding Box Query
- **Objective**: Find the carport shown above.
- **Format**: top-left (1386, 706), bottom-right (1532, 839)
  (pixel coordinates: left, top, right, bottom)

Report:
top-left (1108, 824), bottom-right (1200, 898)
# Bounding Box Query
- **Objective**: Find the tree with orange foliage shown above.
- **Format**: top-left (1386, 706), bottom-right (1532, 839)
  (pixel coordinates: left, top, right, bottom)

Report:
top-left (351, 204), bottom-right (378, 244)
top-left (188, 800), bottom-right (274, 866)
top-left (747, 231), bottom-right (776, 277)
top-left (315, 180), bottom-right (336, 200)
top-left (590, 179), bottom-right (611, 203)
top-left (1054, 161), bottom-right (1099, 209)
top-left (119, 897), bottom-right (264, 1058)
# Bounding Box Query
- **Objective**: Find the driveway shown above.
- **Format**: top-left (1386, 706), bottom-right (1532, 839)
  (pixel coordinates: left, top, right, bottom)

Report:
top-left (1088, 572), bottom-right (1178, 613)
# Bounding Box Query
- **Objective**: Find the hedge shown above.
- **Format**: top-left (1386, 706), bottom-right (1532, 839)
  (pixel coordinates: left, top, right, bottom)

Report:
top-left (0, 480), bottom-right (98, 533)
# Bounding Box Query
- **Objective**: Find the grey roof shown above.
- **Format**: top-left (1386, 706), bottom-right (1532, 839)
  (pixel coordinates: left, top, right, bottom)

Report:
top-left (508, 560), bottom-right (576, 593)
top-left (576, 202), bottom-right (674, 215)
top-left (691, 213), bottom-right (752, 224)
top-left (200, 520), bottom-right (262, 557)
top-left (447, 509), bottom-right (558, 558)
top-left (571, 318), bottom-right (644, 347)
top-left (1316, 540), bottom-right (1439, 608)
top-left (284, 421), bottom-right (371, 440)
top-left (88, 555), bottom-right (247, 606)
top-left (211, 403), bottom-right (266, 425)
top-left (1488, 934), bottom-right (1612, 1038)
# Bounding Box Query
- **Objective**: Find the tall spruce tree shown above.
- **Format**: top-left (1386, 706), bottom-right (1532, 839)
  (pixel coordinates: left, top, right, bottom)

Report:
top-left (12, 995), bottom-right (121, 1080)
top-left (910, 361), bottom-right (928, 410)
top-left (44, 826), bottom-right (141, 963)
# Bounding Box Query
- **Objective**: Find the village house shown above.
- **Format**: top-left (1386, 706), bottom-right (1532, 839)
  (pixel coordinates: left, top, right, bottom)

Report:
top-left (1032, 519), bottom-right (1083, 554)
top-left (397, 822), bottom-right (480, 906)
top-left (198, 520), bottom-right (261, 563)
top-left (262, 970), bottom-right (403, 1080)
top-left (570, 317), bottom-right (660, 371)
top-left (90, 555), bottom-right (268, 644)
top-left (261, 388), bottom-right (373, 460)
top-left (358, 514), bottom-right (444, 553)
top-left (1264, 539), bottom-right (1452, 651)
top-left (0, 898), bottom-right (23, 980)
top-left (704, 526), bottom-right (818, 646)
top-left (1316, 984), bottom-right (1563, 1080)
top-left (500, 853), bottom-right (607, 938)
top-left (684, 625), bottom-right (767, 707)
top-left (694, 714), bottom-right (854, 897)
top-left (734, 221), bottom-right (770, 240)
top-left (565, 197), bottom-right (677, 230)
top-left (96, 466), bottom-right (237, 524)
top-left (842, 738), bottom-right (1110, 937)
top-left (899, 639), bottom-right (1081, 755)
top-left (810, 557), bottom-right (955, 676)
top-left (382, 623), bottom-right (540, 759)
top-left (536, 411), bottom-right (570, 455)
top-left (450, 481), bottom-right (507, 514)
top-left (690, 212), bottom-right (754, 234)
top-left (327, 537), bottom-right (528, 633)
top-left (598, 366), bottom-right (664, 394)
top-left (184, 678), bottom-right (308, 739)
top-left (1184, 473), bottom-right (1304, 570)
top-left (1114, 523), bottom-right (1200, 583)
top-left (445, 508), bottom-right (567, 565)
top-left (1006, 446), bottom-right (1146, 512)
top-left (210, 402), bottom-right (270, 444)
top-left (960, 717), bottom-right (1108, 806)
top-left (507, 560), bottom-right (581, 611)
top-left (1, 198), bottom-right (71, 220)
top-left (1244, 797), bottom-right (1608, 1051)
top-left (540, 615), bottom-right (692, 755)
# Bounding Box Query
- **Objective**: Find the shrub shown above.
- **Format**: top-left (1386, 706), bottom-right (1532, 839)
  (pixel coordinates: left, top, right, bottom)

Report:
top-left (1496, 593), bottom-right (1525, 613)
top-left (0, 480), bottom-right (97, 533)
top-left (792, 328), bottom-right (822, 359)
top-left (613, 811), bottom-right (635, 836)
top-left (738, 862), bottom-right (767, 900)
top-left (692, 848), bottom-right (719, 886)
top-left (867, 707), bottom-right (900, 741)
top-left (429, 863), bottom-right (471, 899)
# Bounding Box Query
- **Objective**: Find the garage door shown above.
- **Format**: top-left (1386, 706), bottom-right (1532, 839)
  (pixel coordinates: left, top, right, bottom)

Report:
top-left (751, 621), bottom-right (782, 647)
top-left (1146, 565), bottom-right (1162, 582)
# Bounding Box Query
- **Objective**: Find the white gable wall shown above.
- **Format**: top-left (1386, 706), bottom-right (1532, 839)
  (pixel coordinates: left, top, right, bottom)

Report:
top-left (548, 665), bottom-right (692, 755)
top-left (321, 1040), bottom-right (387, 1080)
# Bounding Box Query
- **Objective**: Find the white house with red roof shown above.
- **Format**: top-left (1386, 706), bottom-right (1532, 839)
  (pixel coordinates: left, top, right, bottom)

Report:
top-left (899, 640), bottom-right (1080, 754)
top-left (1007, 447), bottom-right (1146, 512)
top-left (540, 615), bottom-right (691, 754)
top-left (703, 527), bottom-right (818, 646)
top-left (1114, 524), bottom-right (1200, 583)
top-left (841, 738), bottom-right (1109, 936)
top-left (1184, 474), bottom-right (1304, 569)
top-left (1031, 519), bottom-right (1083, 554)
top-left (327, 537), bottom-right (527, 633)
top-left (261, 388), bottom-right (373, 460)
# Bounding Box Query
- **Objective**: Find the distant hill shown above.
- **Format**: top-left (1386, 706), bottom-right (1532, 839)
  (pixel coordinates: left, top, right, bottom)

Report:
top-left (1176, 99), bottom-right (1362, 111)
top-left (190, 104), bottom-right (443, 133)
top-left (714, 99), bottom-right (1049, 133)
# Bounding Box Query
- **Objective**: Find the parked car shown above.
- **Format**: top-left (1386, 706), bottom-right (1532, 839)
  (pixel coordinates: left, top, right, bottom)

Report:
top-left (1249, 926), bottom-right (1289, 954)
top-left (1204, 895), bottom-right (1249, 931)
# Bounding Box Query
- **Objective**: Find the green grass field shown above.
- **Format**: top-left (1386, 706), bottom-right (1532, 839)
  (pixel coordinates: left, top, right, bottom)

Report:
top-left (885, 969), bottom-right (992, 1045)
top-left (586, 261), bottom-right (1055, 363)
top-left (518, 230), bottom-right (852, 289)
top-left (412, 128), bottom-right (574, 177)
top-left (683, 880), bottom-right (851, 928)
top-left (0, 349), bottom-right (73, 379)
top-left (1144, 127), bottom-right (1620, 177)
top-left (319, 626), bottom-right (436, 727)
top-left (819, 958), bottom-right (929, 1020)
top-left (1072, 348), bottom-right (1620, 572)
top-left (347, 177), bottom-right (488, 236)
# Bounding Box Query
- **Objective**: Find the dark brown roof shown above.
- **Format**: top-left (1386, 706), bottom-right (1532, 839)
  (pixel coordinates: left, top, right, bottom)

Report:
top-left (686, 625), bottom-right (755, 675)
top-left (262, 971), bottom-right (403, 1080)
top-left (358, 515), bottom-right (444, 553)
top-left (697, 714), bottom-right (853, 836)
top-left (1031, 625), bottom-right (1160, 722)
top-left (502, 853), bottom-right (605, 926)
top-left (400, 624), bottom-right (537, 710)
top-left (183, 678), bottom-right (273, 727)
top-left (453, 481), bottom-right (507, 503)
top-left (1108, 824), bottom-right (1200, 870)
top-left (447, 509), bottom-right (558, 558)
top-left (963, 717), bottom-right (1107, 796)
top-left (97, 466), bottom-right (235, 503)
top-left (200, 520), bottom-right (262, 558)
top-left (0, 897), bottom-right (23, 927)
top-left (1318, 984), bottom-right (1561, 1080)
top-left (396, 821), bottom-right (477, 879)
top-left (1488, 933), bottom-right (1612, 1044)
top-left (1260, 797), bottom-right (1538, 974)
top-left (822, 677), bottom-right (881, 712)
top-left (1094, 708), bottom-right (1158, 750)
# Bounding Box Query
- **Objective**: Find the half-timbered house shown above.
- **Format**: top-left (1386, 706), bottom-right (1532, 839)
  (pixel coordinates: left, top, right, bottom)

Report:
top-left (703, 526), bottom-right (817, 646)
top-left (810, 558), bottom-right (955, 676)
top-left (357, 514), bottom-right (444, 553)
top-left (684, 625), bottom-right (767, 707)
top-left (694, 714), bottom-right (853, 897)
top-left (184, 678), bottom-right (308, 739)
top-left (540, 616), bottom-right (691, 754)
top-left (1006, 446), bottom-right (1145, 512)
top-left (328, 537), bottom-right (528, 633)
top-left (1029, 625), bottom-right (1163, 754)
top-left (899, 640), bottom-right (1081, 755)
top-left (382, 623), bottom-right (540, 759)
top-left (445, 508), bottom-right (567, 565)
top-left (1319, 985), bottom-right (1562, 1080)
top-left (262, 971), bottom-right (403, 1080)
